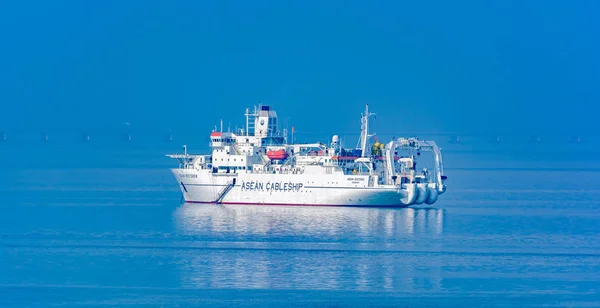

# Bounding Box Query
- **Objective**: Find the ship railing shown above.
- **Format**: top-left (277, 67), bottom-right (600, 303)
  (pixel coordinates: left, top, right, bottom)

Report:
top-left (248, 168), bottom-right (304, 175)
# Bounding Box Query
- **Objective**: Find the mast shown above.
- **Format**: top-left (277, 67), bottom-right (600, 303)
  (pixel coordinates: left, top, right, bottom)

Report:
top-left (358, 104), bottom-right (376, 157)
top-left (245, 108), bottom-right (249, 136)
top-left (245, 105), bottom-right (259, 136)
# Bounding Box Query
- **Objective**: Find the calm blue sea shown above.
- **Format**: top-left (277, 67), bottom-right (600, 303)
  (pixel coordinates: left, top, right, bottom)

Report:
top-left (1, 135), bottom-right (599, 307)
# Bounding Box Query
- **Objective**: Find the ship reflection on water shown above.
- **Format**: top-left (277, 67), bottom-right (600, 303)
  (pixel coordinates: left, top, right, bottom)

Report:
top-left (173, 204), bottom-right (444, 238)
top-left (172, 204), bottom-right (446, 291)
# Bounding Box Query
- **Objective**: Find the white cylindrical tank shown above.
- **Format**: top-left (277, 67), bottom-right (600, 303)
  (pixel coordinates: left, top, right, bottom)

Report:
top-left (414, 183), bottom-right (429, 205)
top-left (399, 184), bottom-right (418, 206)
top-left (425, 183), bottom-right (439, 204)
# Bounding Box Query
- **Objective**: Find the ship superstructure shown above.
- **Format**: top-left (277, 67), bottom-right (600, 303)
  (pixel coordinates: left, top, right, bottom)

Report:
top-left (167, 104), bottom-right (447, 207)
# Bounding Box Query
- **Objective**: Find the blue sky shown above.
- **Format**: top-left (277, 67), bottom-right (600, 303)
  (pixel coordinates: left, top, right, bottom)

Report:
top-left (1, 0), bottom-right (598, 137)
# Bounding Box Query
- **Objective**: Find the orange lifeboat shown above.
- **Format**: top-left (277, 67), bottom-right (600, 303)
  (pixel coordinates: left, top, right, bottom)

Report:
top-left (266, 149), bottom-right (289, 160)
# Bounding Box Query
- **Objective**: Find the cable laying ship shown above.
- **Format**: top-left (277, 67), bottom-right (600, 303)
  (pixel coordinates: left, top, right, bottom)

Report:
top-left (167, 104), bottom-right (447, 207)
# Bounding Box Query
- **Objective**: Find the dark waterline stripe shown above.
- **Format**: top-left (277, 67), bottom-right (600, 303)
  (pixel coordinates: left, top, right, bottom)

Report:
top-left (188, 201), bottom-right (410, 208)
top-left (2, 242), bottom-right (600, 258)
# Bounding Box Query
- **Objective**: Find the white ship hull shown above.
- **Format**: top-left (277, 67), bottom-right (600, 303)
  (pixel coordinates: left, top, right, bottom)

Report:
top-left (172, 168), bottom-right (441, 207)
top-left (166, 104), bottom-right (447, 207)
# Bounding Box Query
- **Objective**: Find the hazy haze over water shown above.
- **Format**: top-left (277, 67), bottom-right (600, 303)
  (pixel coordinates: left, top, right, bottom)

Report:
top-left (1, 0), bottom-right (600, 306)
top-left (1, 137), bottom-right (600, 306)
